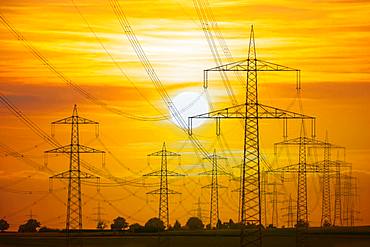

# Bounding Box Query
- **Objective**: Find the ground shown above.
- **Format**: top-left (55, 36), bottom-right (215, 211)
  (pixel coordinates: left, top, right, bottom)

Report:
top-left (0, 227), bottom-right (369, 247)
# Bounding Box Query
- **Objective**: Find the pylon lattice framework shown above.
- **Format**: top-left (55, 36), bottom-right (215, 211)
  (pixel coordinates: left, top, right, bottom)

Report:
top-left (199, 149), bottom-right (227, 228)
top-left (46, 105), bottom-right (103, 230)
top-left (333, 162), bottom-right (342, 226)
top-left (189, 26), bottom-right (314, 247)
top-left (273, 129), bottom-right (345, 227)
top-left (143, 142), bottom-right (184, 228)
top-left (271, 130), bottom-right (347, 247)
top-left (281, 194), bottom-right (295, 228)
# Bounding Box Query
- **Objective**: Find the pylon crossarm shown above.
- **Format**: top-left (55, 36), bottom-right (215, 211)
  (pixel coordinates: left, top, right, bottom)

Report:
top-left (77, 145), bottom-right (105, 153)
top-left (310, 160), bottom-right (351, 167)
top-left (189, 103), bottom-right (314, 136)
top-left (268, 164), bottom-right (322, 173)
top-left (202, 184), bottom-right (227, 189)
top-left (199, 170), bottom-right (231, 176)
top-left (204, 59), bottom-right (300, 88)
top-left (52, 116), bottom-right (99, 125)
top-left (45, 144), bottom-right (105, 153)
top-left (274, 136), bottom-right (324, 147)
top-left (147, 150), bottom-right (180, 157)
top-left (307, 144), bottom-right (345, 151)
top-left (50, 170), bottom-right (99, 179)
top-left (203, 154), bottom-right (227, 160)
top-left (143, 170), bottom-right (185, 177)
top-left (205, 59), bottom-right (299, 72)
top-left (146, 188), bottom-right (181, 195)
top-left (257, 104), bottom-right (313, 119)
top-left (166, 170), bottom-right (185, 176)
top-left (190, 103), bottom-right (313, 119)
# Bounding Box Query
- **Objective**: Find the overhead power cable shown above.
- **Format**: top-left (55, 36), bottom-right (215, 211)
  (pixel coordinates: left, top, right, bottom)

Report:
top-left (0, 93), bottom-right (161, 187)
top-left (0, 13), bottom-right (166, 121)
top-left (109, 0), bottom-right (221, 168)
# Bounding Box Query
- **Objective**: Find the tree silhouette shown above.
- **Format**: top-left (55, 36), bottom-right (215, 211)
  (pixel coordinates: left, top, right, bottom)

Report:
top-left (173, 220), bottom-right (181, 231)
top-left (144, 217), bottom-right (165, 232)
top-left (0, 219), bottom-right (9, 232)
top-left (97, 220), bottom-right (107, 230)
top-left (216, 219), bottom-right (223, 229)
top-left (39, 226), bottom-right (57, 232)
top-left (129, 223), bottom-right (144, 233)
top-left (110, 216), bottom-right (128, 230)
top-left (186, 217), bottom-right (204, 230)
top-left (18, 219), bottom-right (40, 232)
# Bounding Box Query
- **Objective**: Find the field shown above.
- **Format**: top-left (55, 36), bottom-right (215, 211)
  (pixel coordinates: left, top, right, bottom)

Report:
top-left (0, 227), bottom-right (370, 247)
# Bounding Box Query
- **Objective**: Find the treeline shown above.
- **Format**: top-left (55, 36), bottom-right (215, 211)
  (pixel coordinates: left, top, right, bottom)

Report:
top-left (0, 217), bottom-right (245, 233)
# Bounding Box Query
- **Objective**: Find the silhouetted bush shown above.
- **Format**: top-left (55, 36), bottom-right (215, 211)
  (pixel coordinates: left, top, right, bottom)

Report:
top-left (18, 219), bottom-right (40, 232)
top-left (0, 219), bottom-right (9, 232)
top-left (216, 219), bottom-right (223, 229)
top-left (173, 220), bottom-right (181, 231)
top-left (97, 220), bottom-right (107, 230)
top-left (144, 217), bottom-right (165, 232)
top-left (39, 227), bottom-right (58, 232)
top-left (129, 223), bottom-right (144, 233)
top-left (186, 217), bottom-right (204, 230)
top-left (295, 219), bottom-right (309, 228)
top-left (111, 217), bottom-right (128, 230)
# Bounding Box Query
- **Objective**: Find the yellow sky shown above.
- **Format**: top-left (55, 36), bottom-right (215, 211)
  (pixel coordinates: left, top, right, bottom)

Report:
top-left (0, 0), bottom-right (370, 229)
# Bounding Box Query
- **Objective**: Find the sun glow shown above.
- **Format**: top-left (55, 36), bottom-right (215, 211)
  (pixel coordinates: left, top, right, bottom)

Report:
top-left (171, 91), bottom-right (209, 129)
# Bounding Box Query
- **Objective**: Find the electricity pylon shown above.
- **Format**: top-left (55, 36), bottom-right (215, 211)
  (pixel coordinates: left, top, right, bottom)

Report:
top-left (342, 174), bottom-right (360, 226)
top-left (333, 161), bottom-right (343, 226)
top-left (321, 133), bottom-right (332, 227)
top-left (189, 26), bottom-right (314, 247)
top-left (192, 197), bottom-right (207, 222)
top-left (199, 149), bottom-right (227, 228)
top-left (281, 194), bottom-right (295, 228)
top-left (269, 181), bottom-right (284, 228)
top-left (143, 142), bottom-right (184, 228)
top-left (46, 105), bottom-right (103, 230)
top-left (94, 201), bottom-right (107, 229)
top-left (25, 210), bottom-right (36, 220)
top-left (272, 128), bottom-right (346, 246)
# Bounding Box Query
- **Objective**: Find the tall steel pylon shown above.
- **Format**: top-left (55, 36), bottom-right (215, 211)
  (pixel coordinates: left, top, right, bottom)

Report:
top-left (333, 162), bottom-right (342, 226)
top-left (342, 173), bottom-right (360, 226)
top-left (189, 26), bottom-right (314, 247)
top-left (200, 149), bottom-right (226, 228)
top-left (143, 142), bottom-right (184, 228)
top-left (264, 180), bottom-right (284, 227)
top-left (281, 194), bottom-right (295, 228)
top-left (321, 134), bottom-right (331, 226)
top-left (191, 197), bottom-right (207, 222)
top-left (94, 201), bottom-right (107, 229)
top-left (193, 197), bottom-right (207, 222)
top-left (273, 127), bottom-right (346, 246)
top-left (332, 148), bottom-right (350, 226)
top-left (46, 105), bottom-right (103, 230)
top-left (270, 182), bottom-right (281, 227)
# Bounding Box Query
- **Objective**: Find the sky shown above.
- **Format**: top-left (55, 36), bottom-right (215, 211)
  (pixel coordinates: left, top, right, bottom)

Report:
top-left (0, 0), bottom-right (369, 230)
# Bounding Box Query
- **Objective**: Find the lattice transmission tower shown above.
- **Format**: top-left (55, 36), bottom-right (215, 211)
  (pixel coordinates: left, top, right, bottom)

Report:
top-left (333, 161), bottom-right (343, 226)
top-left (46, 105), bottom-right (103, 230)
top-left (281, 194), bottom-right (295, 228)
top-left (192, 197), bottom-right (207, 222)
top-left (272, 126), bottom-right (346, 246)
top-left (144, 142), bottom-right (184, 228)
top-left (269, 181), bottom-right (284, 228)
top-left (94, 201), bottom-right (107, 229)
top-left (199, 149), bottom-right (227, 228)
top-left (321, 133), bottom-right (332, 227)
top-left (189, 26), bottom-right (314, 247)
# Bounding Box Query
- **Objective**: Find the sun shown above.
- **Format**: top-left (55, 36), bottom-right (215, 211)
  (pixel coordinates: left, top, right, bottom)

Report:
top-left (171, 91), bottom-right (210, 129)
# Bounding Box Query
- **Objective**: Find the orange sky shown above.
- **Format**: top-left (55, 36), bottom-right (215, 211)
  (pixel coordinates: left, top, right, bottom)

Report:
top-left (0, 0), bottom-right (370, 229)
